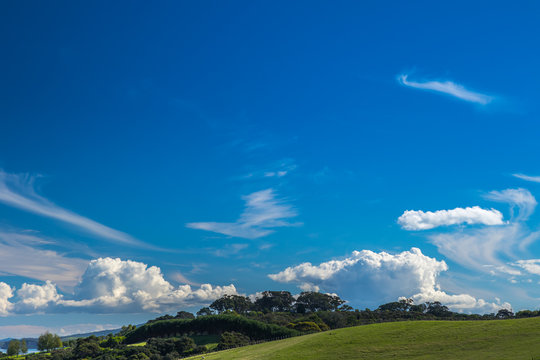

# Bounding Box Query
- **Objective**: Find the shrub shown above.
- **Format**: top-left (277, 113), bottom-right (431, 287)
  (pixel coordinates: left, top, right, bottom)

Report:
top-left (146, 336), bottom-right (197, 356)
top-left (286, 321), bottom-right (322, 333)
top-left (217, 332), bottom-right (250, 350)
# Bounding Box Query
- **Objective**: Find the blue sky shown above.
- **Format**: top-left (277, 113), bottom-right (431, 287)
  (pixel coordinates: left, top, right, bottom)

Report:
top-left (1, 0), bottom-right (540, 337)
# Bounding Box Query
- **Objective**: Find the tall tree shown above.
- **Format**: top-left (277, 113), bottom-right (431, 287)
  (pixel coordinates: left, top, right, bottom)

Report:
top-left (426, 302), bottom-right (451, 317)
top-left (296, 292), bottom-right (345, 312)
top-left (196, 307), bottom-right (213, 316)
top-left (210, 295), bottom-right (252, 314)
top-left (38, 331), bottom-right (62, 351)
top-left (53, 334), bottom-right (63, 349)
top-left (496, 308), bottom-right (514, 319)
top-left (175, 311), bottom-right (195, 319)
top-left (254, 291), bottom-right (294, 312)
top-left (7, 339), bottom-right (20, 356)
top-left (20, 339), bottom-right (28, 354)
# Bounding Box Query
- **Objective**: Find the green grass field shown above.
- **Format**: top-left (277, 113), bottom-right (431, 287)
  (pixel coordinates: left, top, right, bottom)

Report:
top-left (185, 317), bottom-right (540, 360)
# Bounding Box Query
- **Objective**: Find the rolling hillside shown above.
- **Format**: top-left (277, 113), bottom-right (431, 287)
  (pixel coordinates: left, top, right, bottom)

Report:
top-left (185, 317), bottom-right (540, 359)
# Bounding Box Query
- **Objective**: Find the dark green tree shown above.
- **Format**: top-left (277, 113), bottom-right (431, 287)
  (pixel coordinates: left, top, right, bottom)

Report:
top-left (21, 339), bottom-right (28, 354)
top-left (210, 294), bottom-right (252, 314)
top-left (7, 339), bottom-right (20, 356)
top-left (119, 324), bottom-right (137, 336)
top-left (175, 311), bottom-right (195, 319)
top-left (377, 299), bottom-right (412, 312)
top-left (339, 304), bottom-right (354, 312)
top-left (254, 291), bottom-right (294, 312)
top-left (409, 303), bottom-right (427, 314)
top-left (296, 292), bottom-right (345, 312)
top-left (38, 331), bottom-right (62, 351)
top-left (146, 336), bottom-right (197, 356)
top-left (196, 307), bottom-right (213, 316)
top-left (74, 337), bottom-right (101, 358)
top-left (496, 308), bottom-right (514, 319)
top-left (53, 334), bottom-right (63, 349)
top-left (217, 331), bottom-right (250, 350)
top-left (426, 302), bottom-right (451, 317)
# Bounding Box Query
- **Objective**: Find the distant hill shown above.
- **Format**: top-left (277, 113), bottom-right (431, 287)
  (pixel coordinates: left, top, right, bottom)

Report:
top-left (0, 327), bottom-right (122, 350)
top-left (60, 327), bottom-right (123, 340)
top-left (184, 317), bottom-right (540, 360)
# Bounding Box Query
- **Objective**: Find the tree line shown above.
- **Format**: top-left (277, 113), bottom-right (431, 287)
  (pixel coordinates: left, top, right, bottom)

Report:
top-left (204, 291), bottom-right (346, 315)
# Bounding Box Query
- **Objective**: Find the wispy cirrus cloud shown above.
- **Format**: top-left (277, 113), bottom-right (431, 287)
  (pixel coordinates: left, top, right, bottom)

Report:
top-left (513, 173), bottom-right (540, 183)
top-left (403, 188), bottom-right (540, 273)
top-left (398, 74), bottom-right (493, 105)
top-left (186, 189), bottom-right (299, 239)
top-left (238, 158), bottom-right (297, 180)
top-left (484, 188), bottom-right (537, 221)
top-left (513, 259), bottom-right (540, 276)
top-left (398, 206), bottom-right (504, 230)
top-left (0, 170), bottom-right (150, 248)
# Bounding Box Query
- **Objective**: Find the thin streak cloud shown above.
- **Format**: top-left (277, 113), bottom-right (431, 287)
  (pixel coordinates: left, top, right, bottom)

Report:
top-left (398, 74), bottom-right (493, 105)
top-left (187, 188), bottom-right (299, 239)
top-left (513, 173), bottom-right (540, 183)
top-left (0, 170), bottom-right (150, 248)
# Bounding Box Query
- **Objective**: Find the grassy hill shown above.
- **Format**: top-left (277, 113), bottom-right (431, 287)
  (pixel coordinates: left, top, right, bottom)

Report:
top-left (185, 317), bottom-right (540, 359)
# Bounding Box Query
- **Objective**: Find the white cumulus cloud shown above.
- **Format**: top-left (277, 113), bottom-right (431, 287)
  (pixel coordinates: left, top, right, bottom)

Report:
top-left (269, 248), bottom-right (505, 313)
top-left (0, 282), bottom-right (14, 316)
top-left (398, 74), bottom-right (493, 105)
top-left (398, 206), bottom-right (504, 230)
top-left (187, 188), bottom-right (299, 239)
top-left (410, 289), bottom-right (511, 313)
top-left (61, 257), bottom-right (237, 313)
top-left (0, 258), bottom-right (237, 315)
top-left (16, 281), bottom-right (62, 312)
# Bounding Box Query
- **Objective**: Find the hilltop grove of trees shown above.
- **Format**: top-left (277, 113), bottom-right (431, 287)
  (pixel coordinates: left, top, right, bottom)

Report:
top-left (206, 291), bottom-right (346, 315)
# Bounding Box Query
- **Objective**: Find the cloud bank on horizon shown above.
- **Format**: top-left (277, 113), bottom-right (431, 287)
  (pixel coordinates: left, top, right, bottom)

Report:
top-left (269, 247), bottom-right (510, 313)
top-left (0, 247), bottom-right (515, 317)
top-left (398, 74), bottom-right (493, 105)
top-left (0, 257), bottom-right (237, 316)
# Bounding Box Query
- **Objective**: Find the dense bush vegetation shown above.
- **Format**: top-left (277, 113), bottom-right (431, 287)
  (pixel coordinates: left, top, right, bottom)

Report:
top-left (286, 321), bottom-right (322, 332)
top-left (124, 315), bottom-right (298, 343)
top-left (216, 331), bottom-right (251, 350)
